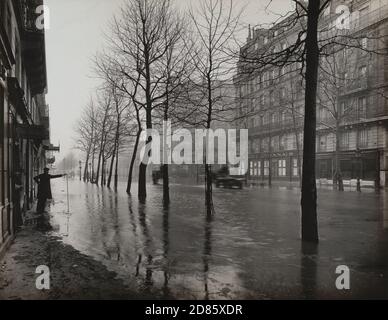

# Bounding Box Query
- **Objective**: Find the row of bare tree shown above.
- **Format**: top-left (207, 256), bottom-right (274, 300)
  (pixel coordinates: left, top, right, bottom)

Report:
top-left (75, 0), bottom-right (242, 214)
top-left (74, 0), bottom-right (386, 243)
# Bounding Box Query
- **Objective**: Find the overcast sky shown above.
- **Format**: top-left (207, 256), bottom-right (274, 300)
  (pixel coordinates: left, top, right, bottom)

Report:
top-left (45, 0), bottom-right (291, 162)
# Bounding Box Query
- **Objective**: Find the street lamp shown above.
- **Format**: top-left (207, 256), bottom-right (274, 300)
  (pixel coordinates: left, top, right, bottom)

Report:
top-left (355, 148), bottom-right (361, 192)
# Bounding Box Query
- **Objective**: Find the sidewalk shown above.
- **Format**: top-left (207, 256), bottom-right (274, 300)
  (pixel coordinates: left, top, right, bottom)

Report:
top-left (0, 224), bottom-right (145, 300)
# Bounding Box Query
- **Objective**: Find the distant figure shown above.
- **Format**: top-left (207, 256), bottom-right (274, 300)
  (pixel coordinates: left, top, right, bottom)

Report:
top-left (34, 168), bottom-right (66, 215)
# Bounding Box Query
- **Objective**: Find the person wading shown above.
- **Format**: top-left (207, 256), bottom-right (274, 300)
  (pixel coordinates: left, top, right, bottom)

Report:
top-left (34, 168), bottom-right (66, 227)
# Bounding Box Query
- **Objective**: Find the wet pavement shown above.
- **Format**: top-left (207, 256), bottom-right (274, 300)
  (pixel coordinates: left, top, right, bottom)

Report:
top-left (33, 177), bottom-right (388, 299)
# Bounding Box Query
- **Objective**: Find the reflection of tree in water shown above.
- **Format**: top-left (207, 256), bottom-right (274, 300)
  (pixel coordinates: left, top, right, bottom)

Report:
top-left (137, 201), bottom-right (154, 290)
top-left (128, 197), bottom-right (141, 276)
top-left (95, 189), bottom-right (121, 261)
top-left (110, 192), bottom-right (121, 261)
top-left (300, 242), bottom-right (318, 299)
top-left (162, 205), bottom-right (170, 296)
top-left (203, 215), bottom-right (213, 300)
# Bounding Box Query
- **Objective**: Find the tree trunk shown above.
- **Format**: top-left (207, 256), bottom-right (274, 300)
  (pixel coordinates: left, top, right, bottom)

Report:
top-left (83, 152), bottom-right (90, 182)
top-left (138, 162), bottom-right (147, 201)
top-left (91, 149), bottom-right (96, 183)
top-left (107, 146), bottom-right (116, 188)
top-left (162, 164), bottom-right (170, 205)
top-left (127, 130), bottom-right (141, 194)
top-left (205, 163), bottom-right (213, 217)
top-left (138, 106), bottom-right (152, 201)
top-left (301, 0), bottom-right (320, 243)
top-left (96, 146), bottom-right (103, 185)
top-left (114, 141), bottom-right (119, 190)
top-left (162, 105), bottom-right (170, 206)
top-left (113, 108), bottom-right (121, 191)
top-left (335, 126), bottom-right (344, 191)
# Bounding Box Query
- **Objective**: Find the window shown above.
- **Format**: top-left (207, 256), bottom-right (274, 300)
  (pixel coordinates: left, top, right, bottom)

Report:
top-left (263, 72), bottom-right (268, 85)
top-left (264, 114), bottom-right (270, 125)
top-left (254, 138), bottom-right (260, 152)
top-left (344, 72), bottom-right (348, 86)
top-left (280, 135), bottom-right (287, 150)
top-left (280, 87), bottom-right (286, 100)
top-left (278, 160), bottom-right (287, 177)
top-left (281, 111), bottom-right (287, 124)
top-left (339, 102), bottom-right (345, 117)
top-left (358, 97), bottom-right (367, 119)
top-left (340, 131), bottom-right (350, 150)
top-left (264, 161), bottom-right (270, 176)
top-left (319, 135), bottom-right (327, 151)
top-left (292, 135), bottom-right (297, 149)
top-left (342, 48), bottom-right (348, 60)
top-left (249, 161), bottom-right (254, 176)
top-left (319, 107), bottom-right (328, 122)
top-left (271, 69), bottom-right (277, 83)
top-left (264, 36), bottom-right (268, 44)
top-left (262, 138), bottom-right (269, 152)
top-left (359, 129), bottom-right (368, 148)
top-left (359, 65), bottom-right (367, 78)
top-left (253, 162), bottom-right (258, 176)
top-left (359, 6), bottom-right (369, 19)
top-left (272, 136), bottom-right (279, 151)
top-left (361, 37), bottom-right (368, 49)
top-left (271, 112), bottom-right (278, 124)
top-left (292, 158), bottom-right (299, 177)
top-left (269, 91), bottom-right (274, 105)
top-left (257, 161), bottom-right (261, 176)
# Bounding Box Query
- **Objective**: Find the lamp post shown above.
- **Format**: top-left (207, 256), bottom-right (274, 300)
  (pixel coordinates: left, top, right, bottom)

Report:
top-left (355, 148), bottom-right (361, 192)
top-left (79, 160), bottom-right (82, 181)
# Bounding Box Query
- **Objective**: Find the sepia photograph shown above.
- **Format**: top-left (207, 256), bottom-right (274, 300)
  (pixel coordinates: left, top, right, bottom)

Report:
top-left (0, 0), bottom-right (388, 306)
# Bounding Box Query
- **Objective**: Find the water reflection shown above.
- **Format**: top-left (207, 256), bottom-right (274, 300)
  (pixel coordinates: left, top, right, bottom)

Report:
top-left (300, 242), bottom-right (318, 299)
top-left (203, 214), bottom-right (213, 300)
top-left (162, 205), bottom-right (170, 296)
top-left (137, 201), bottom-right (154, 290)
top-left (49, 180), bottom-right (388, 299)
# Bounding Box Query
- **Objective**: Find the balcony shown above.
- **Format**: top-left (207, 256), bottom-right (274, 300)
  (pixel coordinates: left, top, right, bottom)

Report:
top-left (7, 77), bottom-right (31, 123)
top-left (248, 118), bottom-right (303, 136)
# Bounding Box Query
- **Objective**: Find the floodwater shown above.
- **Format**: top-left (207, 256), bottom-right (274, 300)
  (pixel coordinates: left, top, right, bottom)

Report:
top-left (48, 178), bottom-right (388, 299)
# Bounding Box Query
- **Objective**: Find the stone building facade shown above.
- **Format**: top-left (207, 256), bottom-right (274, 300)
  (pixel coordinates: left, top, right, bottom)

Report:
top-left (0, 0), bottom-right (51, 257)
top-left (235, 0), bottom-right (388, 188)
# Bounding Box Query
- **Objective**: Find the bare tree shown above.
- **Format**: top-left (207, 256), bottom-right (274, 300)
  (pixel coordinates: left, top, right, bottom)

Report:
top-left (94, 0), bottom-right (184, 201)
top-left (74, 100), bottom-right (98, 182)
top-left (94, 89), bottom-right (114, 186)
top-left (183, 0), bottom-right (242, 215)
top-left (317, 46), bottom-right (362, 191)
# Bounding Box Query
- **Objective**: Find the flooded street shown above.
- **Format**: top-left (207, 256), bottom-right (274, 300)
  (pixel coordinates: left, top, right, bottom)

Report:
top-left (40, 178), bottom-right (388, 299)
